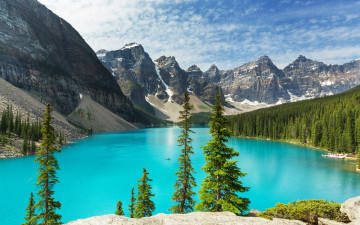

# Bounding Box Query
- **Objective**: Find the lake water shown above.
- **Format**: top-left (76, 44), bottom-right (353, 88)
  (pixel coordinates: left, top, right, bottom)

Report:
top-left (1, 127), bottom-right (360, 224)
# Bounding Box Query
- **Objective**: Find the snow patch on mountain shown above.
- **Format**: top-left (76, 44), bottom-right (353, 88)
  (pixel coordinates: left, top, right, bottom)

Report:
top-left (320, 80), bottom-right (335, 86)
top-left (154, 63), bottom-right (173, 102)
top-left (276, 98), bottom-right (285, 105)
top-left (121, 43), bottom-right (140, 50)
top-left (225, 94), bottom-right (235, 103)
top-left (287, 91), bottom-right (308, 102)
top-left (240, 99), bottom-right (268, 106)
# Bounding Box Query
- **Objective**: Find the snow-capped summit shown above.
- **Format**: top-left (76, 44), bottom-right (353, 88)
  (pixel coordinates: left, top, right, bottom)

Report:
top-left (120, 42), bottom-right (141, 50)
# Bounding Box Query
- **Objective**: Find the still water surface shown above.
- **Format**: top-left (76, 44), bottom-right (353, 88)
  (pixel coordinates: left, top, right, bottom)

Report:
top-left (1, 127), bottom-right (360, 224)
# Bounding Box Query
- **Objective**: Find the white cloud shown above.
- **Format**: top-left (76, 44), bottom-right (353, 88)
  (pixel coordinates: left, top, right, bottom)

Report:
top-left (37, 0), bottom-right (360, 71)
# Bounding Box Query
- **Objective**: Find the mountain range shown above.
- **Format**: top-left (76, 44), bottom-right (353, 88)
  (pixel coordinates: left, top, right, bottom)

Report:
top-left (0, 0), bottom-right (360, 133)
top-left (97, 44), bottom-right (360, 119)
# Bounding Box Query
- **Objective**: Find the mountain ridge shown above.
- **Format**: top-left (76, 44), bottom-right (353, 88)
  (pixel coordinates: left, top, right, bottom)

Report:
top-left (98, 43), bottom-right (360, 116)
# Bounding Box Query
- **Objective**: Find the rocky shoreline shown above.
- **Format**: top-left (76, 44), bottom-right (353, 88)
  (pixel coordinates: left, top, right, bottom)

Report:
top-left (66, 196), bottom-right (360, 225)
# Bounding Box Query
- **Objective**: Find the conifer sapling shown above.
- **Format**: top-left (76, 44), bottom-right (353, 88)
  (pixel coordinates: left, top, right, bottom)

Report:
top-left (134, 168), bottom-right (155, 218)
top-left (195, 92), bottom-right (250, 215)
top-left (115, 200), bottom-right (125, 216)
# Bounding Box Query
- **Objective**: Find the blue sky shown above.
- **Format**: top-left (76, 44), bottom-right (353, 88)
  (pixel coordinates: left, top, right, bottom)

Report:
top-left (38, 0), bottom-right (360, 70)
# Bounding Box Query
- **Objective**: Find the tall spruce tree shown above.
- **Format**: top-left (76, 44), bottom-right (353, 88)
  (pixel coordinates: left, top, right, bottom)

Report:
top-left (170, 91), bottom-right (197, 213)
top-left (34, 103), bottom-right (62, 224)
top-left (134, 168), bottom-right (155, 218)
top-left (115, 200), bottom-right (125, 216)
top-left (23, 192), bottom-right (37, 225)
top-left (195, 92), bottom-right (250, 215)
top-left (128, 187), bottom-right (135, 218)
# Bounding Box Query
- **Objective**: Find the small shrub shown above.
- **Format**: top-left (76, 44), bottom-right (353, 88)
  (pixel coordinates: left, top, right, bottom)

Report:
top-left (258, 199), bottom-right (350, 224)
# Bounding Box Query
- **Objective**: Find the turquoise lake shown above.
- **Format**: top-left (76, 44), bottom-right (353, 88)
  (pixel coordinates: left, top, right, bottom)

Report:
top-left (1, 127), bottom-right (360, 224)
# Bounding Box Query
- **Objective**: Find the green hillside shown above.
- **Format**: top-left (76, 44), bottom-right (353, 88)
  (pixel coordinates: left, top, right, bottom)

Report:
top-left (228, 85), bottom-right (360, 153)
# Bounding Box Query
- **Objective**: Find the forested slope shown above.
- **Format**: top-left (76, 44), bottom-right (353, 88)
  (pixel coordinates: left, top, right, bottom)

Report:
top-left (228, 85), bottom-right (360, 153)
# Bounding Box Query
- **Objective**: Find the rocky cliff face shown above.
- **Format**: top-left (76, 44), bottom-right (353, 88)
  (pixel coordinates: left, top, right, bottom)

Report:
top-left (97, 44), bottom-right (223, 113)
top-left (154, 56), bottom-right (189, 104)
top-left (0, 0), bottom-right (134, 120)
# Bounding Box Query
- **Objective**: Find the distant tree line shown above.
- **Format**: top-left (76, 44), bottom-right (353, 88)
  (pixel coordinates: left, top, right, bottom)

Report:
top-left (0, 104), bottom-right (66, 155)
top-left (228, 86), bottom-right (360, 154)
top-left (0, 105), bottom-right (42, 155)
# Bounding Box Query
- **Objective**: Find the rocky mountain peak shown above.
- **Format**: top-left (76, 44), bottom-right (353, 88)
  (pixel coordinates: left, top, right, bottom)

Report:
top-left (208, 64), bottom-right (219, 72)
top-left (256, 55), bottom-right (272, 63)
top-left (285, 55), bottom-right (324, 72)
top-left (120, 42), bottom-right (142, 50)
top-left (295, 55), bottom-right (307, 62)
top-left (155, 56), bottom-right (179, 69)
top-left (186, 65), bottom-right (202, 79)
top-left (96, 49), bottom-right (108, 60)
top-left (186, 65), bottom-right (201, 72)
top-left (96, 49), bottom-right (108, 56)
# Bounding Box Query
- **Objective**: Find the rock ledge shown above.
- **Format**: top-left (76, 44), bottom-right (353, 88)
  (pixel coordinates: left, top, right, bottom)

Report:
top-left (66, 196), bottom-right (360, 225)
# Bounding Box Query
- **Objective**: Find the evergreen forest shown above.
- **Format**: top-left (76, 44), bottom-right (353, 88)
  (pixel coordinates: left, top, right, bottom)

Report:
top-left (227, 85), bottom-right (360, 153)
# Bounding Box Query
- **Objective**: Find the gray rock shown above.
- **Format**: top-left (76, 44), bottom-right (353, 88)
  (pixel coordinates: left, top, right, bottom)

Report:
top-left (66, 212), bottom-right (306, 225)
top-left (244, 209), bottom-right (262, 217)
top-left (341, 196), bottom-right (360, 222)
top-left (318, 218), bottom-right (350, 225)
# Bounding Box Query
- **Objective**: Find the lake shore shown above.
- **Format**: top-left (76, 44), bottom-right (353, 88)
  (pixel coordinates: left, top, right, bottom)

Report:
top-left (234, 135), bottom-right (359, 167)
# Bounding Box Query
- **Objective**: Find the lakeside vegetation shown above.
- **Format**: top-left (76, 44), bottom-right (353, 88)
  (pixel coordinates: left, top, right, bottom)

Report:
top-left (228, 85), bottom-right (360, 159)
top-left (1, 105), bottom-right (42, 156)
top-left (258, 200), bottom-right (350, 224)
top-left (0, 105), bottom-right (66, 157)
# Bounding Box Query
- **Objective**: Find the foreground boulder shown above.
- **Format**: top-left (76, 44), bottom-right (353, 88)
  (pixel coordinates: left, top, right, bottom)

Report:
top-left (66, 212), bottom-right (306, 225)
top-left (66, 196), bottom-right (360, 225)
top-left (341, 196), bottom-right (360, 223)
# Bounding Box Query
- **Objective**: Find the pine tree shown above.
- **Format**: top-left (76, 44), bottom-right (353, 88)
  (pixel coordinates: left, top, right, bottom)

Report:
top-left (115, 200), bottom-right (125, 216)
top-left (23, 192), bottom-right (37, 225)
top-left (15, 112), bottom-right (21, 136)
top-left (195, 92), bottom-right (250, 215)
top-left (22, 135), bottom-right (29, 155)
top-left (34, 103), bottom-right (62, 224)
top-left (134, 168), bottom-right (155, 218)
top-left (128, 187), bottom-right (135, 218)
top-left (31, 140), bottom-right (36, 154)
top-left (170, 91), bottom-right (196, 213)
top-left (1, 109), bottom-right (7, 134)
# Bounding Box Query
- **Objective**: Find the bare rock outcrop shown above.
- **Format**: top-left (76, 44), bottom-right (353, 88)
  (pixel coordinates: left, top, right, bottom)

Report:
top-left (66, 212), bottom-right (306, 225)
top-left (66, 196), bottom-right (360, 225)
top-left (340, 196), bottom-right (360, 223)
